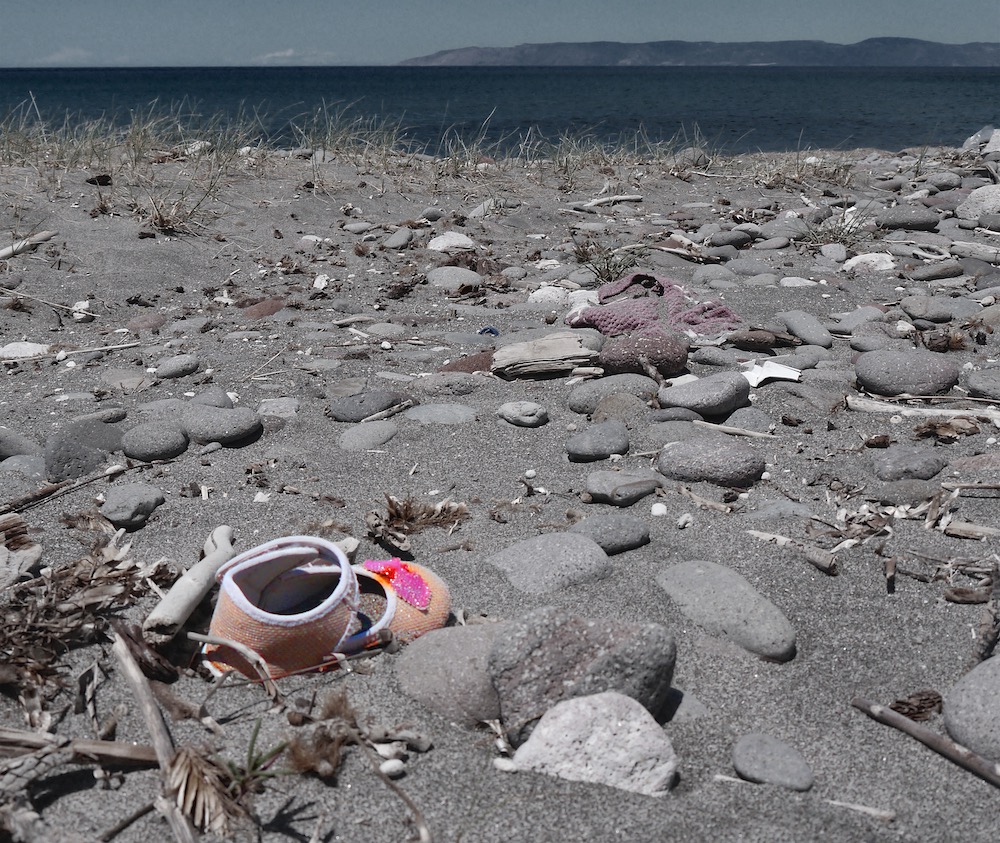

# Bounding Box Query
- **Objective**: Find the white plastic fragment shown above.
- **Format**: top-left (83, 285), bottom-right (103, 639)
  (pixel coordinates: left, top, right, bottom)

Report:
top-left (650, 502), bottom-right (668, 517)
top-left (72, 300), bottom-right (93, 322)
top-left (741, 360), bottom-right (802, 388)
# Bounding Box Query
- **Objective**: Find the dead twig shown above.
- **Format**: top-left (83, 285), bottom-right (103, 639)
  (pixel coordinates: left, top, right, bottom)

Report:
top-left (747, 530), bottom-right (839, 575)
top-left (0, 727), bottom-right (157, 768)
top-left (1, 341), bottom-right (141, 362)
top-left (0, 460), bottom-right (174, 516)
top-left (943, 521), bottom-right (1000, 540)
top-left (851, 696), bottom-right (1000, 790)
top-left (677, 485), bottom-right (732, 514)
top-left (0, 481), bottom-right (74, 516)
top-left (360, 399), bottom-right (415, 423)
top-left (112, 633), bottom-right (199, 843)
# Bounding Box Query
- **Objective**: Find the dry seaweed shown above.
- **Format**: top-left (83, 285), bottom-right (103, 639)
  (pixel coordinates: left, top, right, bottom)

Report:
top-left (0, 529), bottom-right (174, 685)
top-left (365, 493), bottom-right (469, 553)
top-left (888, 689), bottom-right (943, 722)
top-left (913, 417), bottom-right (980, 442)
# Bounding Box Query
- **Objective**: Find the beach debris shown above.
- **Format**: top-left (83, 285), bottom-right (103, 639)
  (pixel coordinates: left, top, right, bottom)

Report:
top-left (889, 689), bottom-right (943, 721)
top-left (112, 632), bottom-right (201, 841)
top-left (823, 800), bottom-right (896, 822)
top-left (852, 696), bottom-right (1000, 790)
top-left (365, 494), bottom-right (469, 553)
top-left (490, 332), bottom-right (599, 379)
top-left (747, 530), bottom-right (839, 575)
top-left (845, 394), bottom-right (1000, 429)
top-left (0, 527), bottom-right (173, 689)
top-left (0, 231), bottom-right (58, 261)
top-left (142, 526), bottom-right (236, 646)
top-left (740, 359), bottom-right (802, 388)
top-left (0, 513), bottom-right (42, 590)
top-left (286, 689), bottom-right (433, 840)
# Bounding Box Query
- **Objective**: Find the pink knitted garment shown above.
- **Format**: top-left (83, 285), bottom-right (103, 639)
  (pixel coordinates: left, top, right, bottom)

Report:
top-left (567, 272), bottom-right (742, 338)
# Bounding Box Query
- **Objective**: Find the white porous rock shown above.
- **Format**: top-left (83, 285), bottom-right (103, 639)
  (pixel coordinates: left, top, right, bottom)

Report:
top-left (513, 691), bottom-right (678, 797)
top-left (844, 253), bottom-right (896, 273)
top-left (427, 231), bottom-right (476, 253)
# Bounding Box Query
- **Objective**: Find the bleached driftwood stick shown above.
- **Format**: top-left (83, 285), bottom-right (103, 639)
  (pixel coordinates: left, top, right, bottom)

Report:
top-left (0, 231), bottom-right (58, 261)
top-left (692, 419), bottom-right (777, 439)
top-left (142, 526), bottom-right (235, 646)
top-left (581, 194), bottom-right (643, 208)
top-left (846, 394), bottom-right (1000, 428)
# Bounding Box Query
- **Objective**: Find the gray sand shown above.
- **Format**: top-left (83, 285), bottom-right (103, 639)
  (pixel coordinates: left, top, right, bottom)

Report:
top-left (1, 139), bottom-right (999, 842)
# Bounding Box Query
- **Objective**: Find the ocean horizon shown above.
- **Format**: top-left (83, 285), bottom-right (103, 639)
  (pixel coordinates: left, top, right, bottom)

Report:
top-left (1, 65), bottom-right (998, 155)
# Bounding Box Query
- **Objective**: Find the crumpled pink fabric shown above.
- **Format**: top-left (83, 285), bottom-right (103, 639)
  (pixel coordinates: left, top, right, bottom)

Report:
top-left (566, 272), bottom-right (742, 338)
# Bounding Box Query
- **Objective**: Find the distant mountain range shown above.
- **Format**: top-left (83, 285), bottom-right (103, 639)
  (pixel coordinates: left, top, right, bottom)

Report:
top-left (399, 38), bottom-right (1000, 67)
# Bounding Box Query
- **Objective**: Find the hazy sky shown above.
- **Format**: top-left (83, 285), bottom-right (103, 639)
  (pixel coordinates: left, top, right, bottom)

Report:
top-left (5, 0), bottom-right (999, 67)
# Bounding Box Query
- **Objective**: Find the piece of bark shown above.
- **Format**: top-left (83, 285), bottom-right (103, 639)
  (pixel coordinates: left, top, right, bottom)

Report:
top-left (943, 521), bottom-right (1000, 540)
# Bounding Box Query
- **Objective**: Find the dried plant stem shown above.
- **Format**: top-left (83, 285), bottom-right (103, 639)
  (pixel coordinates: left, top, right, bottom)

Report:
top-left (851, 696), bottom-right (1000, 790)
top-left (0, 286), bottom-right (99, 319)
top-left (0, 481), bottom-right (74, 516)
top-left (245, 348), bottom-right (286, 381)
top-left (360, 399), bottom-right (414, 423)
top-left (112, 633), bottom-right (198, 843)
top-left (0, 727), bottom-right (157, 768)
top-left (9, 341), bottom-right (142, 362)
top-left (580, 193), bottom-right (643, 208)
top-left (0, 460), bottom-right (173, 516)
top-left (186, 632), bottom-right (281, 705)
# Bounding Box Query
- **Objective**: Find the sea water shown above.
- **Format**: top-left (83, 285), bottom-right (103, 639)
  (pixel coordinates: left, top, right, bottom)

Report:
top-left (0, 65), bottom-right (997, 154)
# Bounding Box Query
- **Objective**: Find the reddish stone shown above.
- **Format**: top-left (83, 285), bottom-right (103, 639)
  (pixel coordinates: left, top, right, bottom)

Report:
top-left (241, 297), bottom-right (287, 319)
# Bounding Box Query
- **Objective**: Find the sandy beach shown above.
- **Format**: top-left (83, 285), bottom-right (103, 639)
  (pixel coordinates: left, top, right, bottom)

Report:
top-left (1, 126), bottom-right (1000, 842)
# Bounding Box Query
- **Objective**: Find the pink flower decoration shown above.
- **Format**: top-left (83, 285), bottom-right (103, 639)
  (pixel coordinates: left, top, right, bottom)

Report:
top-left (363, 558), bottom-right (431, 609)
